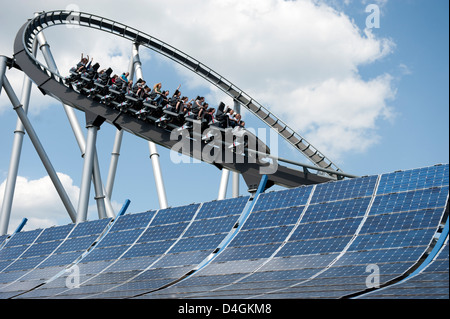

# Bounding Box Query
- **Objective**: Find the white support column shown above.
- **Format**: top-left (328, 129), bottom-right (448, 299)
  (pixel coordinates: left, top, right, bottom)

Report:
top-left (0, 56), bottom-right (7, 95)
top-left (132, 43), bottom-right (168, 209)
top-left (105, 129), bottom-right (123, 200)
top-left (77, 123), bottom-right (99, 223)
top-left (105, 53), bottom-right (135, 202)
top-left (91, 152), bottom-right (107, 220)
top-left (2, 75), bottom-right (77, 223)
top-left (148, 142), bottom-right (169, 209)
top-left (232, 171), bottom-right (240, 198)
top-left (0, 46), bottom-right (38, 235)
top-left (218, 169), bottom-right (230, 200)
top-left (232, 99), bottom-right (241, 198)
top-left (35, 29), bottom-right (115, 219)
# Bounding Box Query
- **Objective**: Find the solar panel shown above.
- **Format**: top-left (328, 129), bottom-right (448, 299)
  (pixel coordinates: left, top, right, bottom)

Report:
top-left (1, 218), bottom-right (112, 298)
top-left (144, 188), bottom-right (313, 298)
top-left (310, 175), bottom-right (378, 204)
top-left (359, 240), bottom-right (449, 299)
top-left (148, 167), bottom-right (447, 299)
top-left (252, 186), bottom-right (312, 212)
top-left (0, 165), bottom-right (446, 299)
top-left (377, 164), bottom-right (449, 195)
top-left (248, 171), bottom-right (448, 299)
top-left (39, 204), bottom-right (198, 298)
top-left (87, 197), bottom-right (249, 298)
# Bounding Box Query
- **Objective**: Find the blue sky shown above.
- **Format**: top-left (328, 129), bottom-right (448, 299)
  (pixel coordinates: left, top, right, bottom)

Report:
top-left (0, 0), bottom-right (448, 232)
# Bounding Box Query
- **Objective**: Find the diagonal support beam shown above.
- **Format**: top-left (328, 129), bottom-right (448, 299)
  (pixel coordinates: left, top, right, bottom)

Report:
top-left (2, 75), bottom-right (77, 223)
top-left (35, 28), bottom-right (115, 219)
top-left (0, 56), bottom-right (7, 95)
top-left (0, 46), bottom-right (37, 235)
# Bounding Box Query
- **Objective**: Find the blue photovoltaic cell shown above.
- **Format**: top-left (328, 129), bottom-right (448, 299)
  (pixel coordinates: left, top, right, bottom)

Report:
top-left (96, 228), bottom-right (145, 248)
top-left (252, 186), bottom-right (312, 212)
top-left (277, 236), bottom-right (352, 256)
top-left (303, 197), bottom-right (371, 222)
top-left (0, 245), bottom-right (29, 264)
top-left (82, 198), bottom-right (250, 298)
top-left (361, 209), bottom-right (443, 234)
top-left (377, 165), bottom-right (449, 195)
top-left (35, 224), bottom-right (74, 243)
top-left (183, 215), bottom-right (238, 237)
top-left (65, 204), bottom-right (200, 296)
top-left (151, 204), bottom-right (199, 225)
top-left (148, 166), bottom-right (447, 300)
top-left (230, 227), bottom-right (294, 247)
top-left (0, 235), bottom-right (8, 248)
top-left (20, 240), bottom-right (63, 259)
top-left (0, 218), bottom-right (113, 298)
top-left (166, 234), bottom-right (225, 254)
top-left (69, 218), bottom-right (111, 238)
top-left (360, 242), bottom-right (449, 299)
top-left (196, 197), bottom-right (249, 219)
top-left (108, 211), bottom-right (155, 231)
top-left (51, 235), bottom-right (98, 254)
top-left (310, 175), bottom-right (377, 204)
top-left (137, 223), bottom-right (188, 243)
top-left (242, 207), bottom-right (302, 229)
top-left (370, 187), bottom-right (449, 216)
top-left (289, 218), bottom-right (363, 242)
top-left (144, 193), bottom-right (306, 298)
top-left (0, 224), bottom-right (72, 291)
top-left (1, 229), bottom-right (42, 247)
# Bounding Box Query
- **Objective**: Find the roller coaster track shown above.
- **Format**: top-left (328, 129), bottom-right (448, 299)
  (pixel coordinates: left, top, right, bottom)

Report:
top-left (11, 10), bottom-right (348, 190)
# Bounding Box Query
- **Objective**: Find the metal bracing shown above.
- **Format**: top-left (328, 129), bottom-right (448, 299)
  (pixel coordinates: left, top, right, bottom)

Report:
top-left (76, 121), bottom-right (101, 223)
top-left (0, 41), bottom-right (37, 235)
top-left (0, 56), bottom-right (7, 95)
top-left (148, 142), bottom-right (168, 209)
top-left (35, 27), bottom-right (115, 219)
top-left (1, 75), bottom-right (77, 223)
top-left (132, 43), bottom-right (169, 209)
top-left (217, 169), bottom-right (230, 200)
top-left (232, 99), bottom-right (241, 198)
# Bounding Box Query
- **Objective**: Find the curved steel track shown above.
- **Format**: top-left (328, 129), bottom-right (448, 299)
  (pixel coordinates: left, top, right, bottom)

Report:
top-left (11, 10), bottom-right (347, 189)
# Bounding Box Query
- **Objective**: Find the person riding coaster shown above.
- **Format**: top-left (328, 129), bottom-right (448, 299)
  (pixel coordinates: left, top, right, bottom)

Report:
top-left (65, 56), bottom-right (250, 157)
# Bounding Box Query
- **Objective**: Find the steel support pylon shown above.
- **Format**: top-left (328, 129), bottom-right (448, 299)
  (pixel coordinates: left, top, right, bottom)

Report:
top-left (0, 42), bottom-right (37, 235)
top-left (1, 75), bottom-right (77, 224)
top-left (132, 43), bottom-right (168, 209)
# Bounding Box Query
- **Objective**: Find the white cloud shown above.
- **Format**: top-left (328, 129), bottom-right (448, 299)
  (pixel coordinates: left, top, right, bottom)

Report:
top-left (276, 74), bottom-right (396, 160)
top-left (0, 173), bottom-right (79, 233)
top-left (0, 172), bottom-right (125, 233)
top-left (399, 63), bottom-right (412, 76)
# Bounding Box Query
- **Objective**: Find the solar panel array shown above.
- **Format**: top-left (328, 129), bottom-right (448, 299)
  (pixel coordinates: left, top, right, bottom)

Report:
top-left (0, 164), bottom-right (447, 299)
top-left (359, 240), bottom-right (449, 299)
top-left (0, 218), bottom-right (111, 298)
